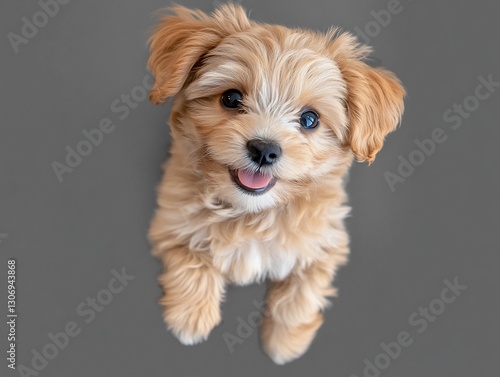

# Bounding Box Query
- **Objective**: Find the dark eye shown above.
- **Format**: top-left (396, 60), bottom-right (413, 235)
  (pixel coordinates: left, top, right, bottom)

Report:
top-left (221, 89), bottom-right (243, 109)
top-left (299, 110), bottom-right (320, 130)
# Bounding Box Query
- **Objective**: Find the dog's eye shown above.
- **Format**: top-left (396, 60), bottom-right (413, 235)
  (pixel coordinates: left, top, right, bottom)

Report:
top-left (299, 110), bottom-right (320, 130)
top-left (221, 89), bottom-right (243, 109)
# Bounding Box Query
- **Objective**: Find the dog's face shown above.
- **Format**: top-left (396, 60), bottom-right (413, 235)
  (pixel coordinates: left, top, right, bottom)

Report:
top-left (178, 27), bottom-right (352, 212)
top-left (148, 5), bottom-right (405, 212)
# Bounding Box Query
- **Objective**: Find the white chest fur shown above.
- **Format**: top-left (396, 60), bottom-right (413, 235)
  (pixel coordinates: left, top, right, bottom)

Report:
top-left (211, 239), bottom-right (299, 285)
top-left (157, 188), bottom-right (350, 286)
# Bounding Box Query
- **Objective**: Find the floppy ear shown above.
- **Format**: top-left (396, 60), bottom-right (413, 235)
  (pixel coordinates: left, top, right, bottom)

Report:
top-left (329, 33), bottom-right (405, 163)
top-left (148, 5), bottom-right (251, 105)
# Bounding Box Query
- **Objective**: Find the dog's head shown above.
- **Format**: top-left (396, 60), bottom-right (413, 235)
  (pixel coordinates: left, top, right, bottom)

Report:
top-left (148, 5), bottom-right (405, 212)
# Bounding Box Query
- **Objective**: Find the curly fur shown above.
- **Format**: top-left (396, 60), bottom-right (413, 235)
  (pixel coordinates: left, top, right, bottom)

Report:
top-left (147, 4), bottom-right (405, 364)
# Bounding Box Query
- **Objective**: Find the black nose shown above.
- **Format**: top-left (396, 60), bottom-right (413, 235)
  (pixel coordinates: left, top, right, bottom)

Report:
top-left (246, 139), bottom-right (282, 166)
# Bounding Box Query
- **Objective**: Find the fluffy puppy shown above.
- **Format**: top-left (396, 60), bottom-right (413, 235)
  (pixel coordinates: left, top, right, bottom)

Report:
top-left (147, 4), bottom-right (404, 364)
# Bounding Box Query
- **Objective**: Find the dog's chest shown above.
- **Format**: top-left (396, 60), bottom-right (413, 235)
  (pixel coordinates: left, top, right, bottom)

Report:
top-left (211, 239), bottom-right (298, 285)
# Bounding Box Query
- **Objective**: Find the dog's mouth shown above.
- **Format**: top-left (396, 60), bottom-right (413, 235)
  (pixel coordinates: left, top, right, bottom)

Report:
top-left (229, 168), bottom-right (276, 195)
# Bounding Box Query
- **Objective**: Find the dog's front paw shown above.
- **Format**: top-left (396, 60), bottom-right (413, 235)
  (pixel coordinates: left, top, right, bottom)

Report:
top-left (162, 296), bottom-right (221, 346)
top-left (159, 269), bottom-right (223, 346)
top-left (261, 312), bottom-right (323, 364)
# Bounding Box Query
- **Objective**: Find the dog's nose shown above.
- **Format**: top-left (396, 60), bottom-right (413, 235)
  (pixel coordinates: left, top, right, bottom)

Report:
top-left (246, 139), bottom-right (282, 166)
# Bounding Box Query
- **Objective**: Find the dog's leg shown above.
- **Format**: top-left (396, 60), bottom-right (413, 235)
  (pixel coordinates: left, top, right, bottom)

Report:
top-left (261, 252), bottom-right (345, 364)
top-left (157, 247), bottom-right (225, 345)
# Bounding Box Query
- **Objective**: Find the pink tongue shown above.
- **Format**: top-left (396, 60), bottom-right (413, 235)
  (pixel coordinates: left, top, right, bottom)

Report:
top-left (237, 169), bottom-right (272, 189)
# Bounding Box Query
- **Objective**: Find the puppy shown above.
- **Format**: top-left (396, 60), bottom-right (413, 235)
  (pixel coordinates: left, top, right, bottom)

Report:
top-left (147, 4), bottom-right (404, 364)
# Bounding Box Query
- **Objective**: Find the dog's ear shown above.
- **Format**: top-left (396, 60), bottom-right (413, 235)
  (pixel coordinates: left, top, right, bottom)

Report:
top-left (329, 33), bottom-right (405, 163)
top-left (148, 5), bottom-right (251, 105)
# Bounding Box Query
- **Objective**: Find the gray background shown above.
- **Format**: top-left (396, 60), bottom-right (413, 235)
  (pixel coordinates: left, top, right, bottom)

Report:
top-left (1, 0), bottom-right (499, 376)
